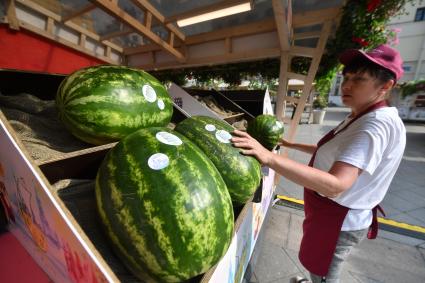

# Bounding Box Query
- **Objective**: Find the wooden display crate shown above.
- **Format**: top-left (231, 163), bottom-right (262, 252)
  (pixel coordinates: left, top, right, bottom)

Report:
top-left (0, 70), bottom-right (276, 283)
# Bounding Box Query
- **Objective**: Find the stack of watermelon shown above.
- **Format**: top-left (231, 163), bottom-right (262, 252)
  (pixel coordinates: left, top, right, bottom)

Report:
top-left (58, 66), bottom-right (264, 282)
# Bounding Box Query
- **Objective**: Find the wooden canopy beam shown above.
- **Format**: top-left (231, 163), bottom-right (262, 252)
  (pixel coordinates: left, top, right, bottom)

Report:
top-left (125, 7), bottom-right (339, 57)
top-left (61, 4), bottom-right (96, 23)
top-left (90, 0), bottom-right (185, 61)
top-left (124, 18), bottom-right (276, 55)
top-left (129, 0), bottom-right (185, 42)
top-left (6, 0), bottom-right (19, 30)
top-left (272, 0), bottom-right (291, 51)
top-left (292, 7), bottom-right (339, 27)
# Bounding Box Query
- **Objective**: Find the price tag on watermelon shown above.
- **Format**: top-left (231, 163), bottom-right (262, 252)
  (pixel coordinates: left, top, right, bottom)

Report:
top-left (142, 84), bottom-right (157, 102)
top-left (215, 130), bottom-right (232, 143)
top-left (156, 132), bottom-right (183, 146)
top-left (157, 99), bottom-right (165, 110)
top-left (205, 124), bottom-right (216, 132)
top-left (148, 153), bottom-right (169, 170)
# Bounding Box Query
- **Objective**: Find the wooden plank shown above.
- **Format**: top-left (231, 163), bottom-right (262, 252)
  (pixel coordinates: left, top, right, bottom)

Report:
top-left (46, 17), bottom-right (54, 34)
top-left (169, 32), bottom-right (175, 47)
top-left (79, 33), bottom-right (86, 48)
top-left (272, 0), bottom-right (290, 51)
top-left (292, 7), bottom-right (340, 27)
top-left (275, 52), bottom-right (289, 121)
top-left (225, 37), bottom-right (232, 54)
top-left (91, 0), bottom-right (185, 61)
top-left (105, 45), bottom-right (111, 58)
top-left (186, 18), bottom-right (275, 45)
top-left (130, 0), bottom-right (185, 41)
top-left (61, 4), bottom-right (96, 23)
top-left (18, 20), bottom-right (117, 64)
top-left (287, 20), bottom-right (332, 142)
top-left (6, 0), bottom-right (20, 30)
top-left (289, 46), bottom-right (316, 58)
top-left (294, 30), bottom-right (321, 40)
top-left (124, 44), bottom-right (160, 55)
top-left (16, 0), bottom-right (60, 21)
top-left (145, 10), bottom-right (152, 30)
top-left (137, 47), bottom-right (281, 70)
top-left (100, 29), bottom-right (133, 41)
top-left (15, 0), bottom-right (124, 53)
top-left (124, 19), bottom-right (276, 55)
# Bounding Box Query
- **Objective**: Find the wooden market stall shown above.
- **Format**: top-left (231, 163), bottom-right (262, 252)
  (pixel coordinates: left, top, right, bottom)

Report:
top-left (0, 1), bottom-right (344, 282)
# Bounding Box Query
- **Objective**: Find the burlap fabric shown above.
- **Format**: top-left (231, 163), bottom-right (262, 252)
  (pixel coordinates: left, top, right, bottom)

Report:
top-left (0, 93), bottom-right (89, 163)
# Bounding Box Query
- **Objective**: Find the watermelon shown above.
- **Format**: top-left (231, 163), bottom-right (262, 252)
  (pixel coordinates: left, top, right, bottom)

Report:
top-left (175, 116), bottom-right (261, 204)
top-left (247, 114), bottom-right (284, 150)
top-left (56, 65), bottom-right (173, 145)
top-left (95, 127), bottom-right (234, 282)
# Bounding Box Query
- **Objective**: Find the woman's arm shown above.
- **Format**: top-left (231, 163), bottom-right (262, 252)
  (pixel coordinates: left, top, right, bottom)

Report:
top-left (279, 139), bottom-right (317, 155)
top-left (232, 130), bottom-right (361, 198)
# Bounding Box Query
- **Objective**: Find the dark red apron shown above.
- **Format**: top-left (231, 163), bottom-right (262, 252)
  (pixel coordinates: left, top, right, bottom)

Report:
top-left (299, 100), bottom-right (387, 277)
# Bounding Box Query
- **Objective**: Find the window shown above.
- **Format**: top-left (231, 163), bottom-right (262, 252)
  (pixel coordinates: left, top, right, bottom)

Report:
top-left (415, 7), bottom-right (425, 21)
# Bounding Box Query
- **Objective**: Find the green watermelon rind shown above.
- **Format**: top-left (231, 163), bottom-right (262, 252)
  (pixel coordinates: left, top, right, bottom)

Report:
top-left (95, 127), bottom-right (234, 282)
top-left (247, 114), bottom-right (284, 150)
top-left (175, 116), bottom-right (262, 204)
top-left (56, 65), bottom-right (173, 145)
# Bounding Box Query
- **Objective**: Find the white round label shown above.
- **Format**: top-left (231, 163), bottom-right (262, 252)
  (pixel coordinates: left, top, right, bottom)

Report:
top-left (205, 124), bottom-right (216, 132)
top-left (215, 130), bottom-right (232, 144)
top-left (142, 84), bottom-right (157, 103)
top-left (157, 99), bottom-right (165, 110)
top-left (148, 153), bottom-right (169, 170)
top-left (156, 131), bottom-right (182, 146)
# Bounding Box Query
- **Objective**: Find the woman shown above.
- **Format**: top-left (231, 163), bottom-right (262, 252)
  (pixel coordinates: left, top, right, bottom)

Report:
top-left (231, 44), bottom-right (406, 283)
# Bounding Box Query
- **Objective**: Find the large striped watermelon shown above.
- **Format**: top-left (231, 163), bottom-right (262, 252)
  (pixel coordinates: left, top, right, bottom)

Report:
top-left (247, 114), bottom-right (284, 150)
top-left (175, 116), bottom-right (261, 204)
top-left (95, 127), bottom-right (234, 282)
top-left (56, 65), bottom-right (173, 145)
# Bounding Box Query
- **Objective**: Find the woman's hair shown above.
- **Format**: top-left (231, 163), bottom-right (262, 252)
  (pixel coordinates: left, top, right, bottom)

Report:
top-left (342, 57), bottom-right (396, 85)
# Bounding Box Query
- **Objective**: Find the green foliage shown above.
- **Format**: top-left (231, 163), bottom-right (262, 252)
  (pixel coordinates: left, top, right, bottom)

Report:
top-left (401, 79), bottom-right (425, 97)
top-left (313, 95), bottom-right (328, 109)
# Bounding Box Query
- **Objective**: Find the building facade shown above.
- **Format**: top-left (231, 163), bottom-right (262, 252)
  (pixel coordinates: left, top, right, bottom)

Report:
top-left (329, 0), bottom-right (425, 106)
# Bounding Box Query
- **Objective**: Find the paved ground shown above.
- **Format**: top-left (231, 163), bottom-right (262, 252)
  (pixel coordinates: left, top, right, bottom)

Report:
top-left (247, 107), bottom-right (425, 283)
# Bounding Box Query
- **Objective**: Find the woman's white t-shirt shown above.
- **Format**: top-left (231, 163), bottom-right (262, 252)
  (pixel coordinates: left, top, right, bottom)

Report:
top-left (313, 107), bottom-right (406, 231)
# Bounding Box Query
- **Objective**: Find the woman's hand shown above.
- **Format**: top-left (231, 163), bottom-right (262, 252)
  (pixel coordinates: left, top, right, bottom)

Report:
top-left (231, 130), bottom-right (273, 165)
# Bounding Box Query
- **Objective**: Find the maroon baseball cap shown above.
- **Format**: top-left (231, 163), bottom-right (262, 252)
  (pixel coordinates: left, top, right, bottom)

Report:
top-left (339, 44), bottom-right (404, 81)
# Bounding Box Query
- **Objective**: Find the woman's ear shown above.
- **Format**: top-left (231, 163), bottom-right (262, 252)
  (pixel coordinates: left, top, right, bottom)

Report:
top-left (379, 79), bottom-right (395, 96)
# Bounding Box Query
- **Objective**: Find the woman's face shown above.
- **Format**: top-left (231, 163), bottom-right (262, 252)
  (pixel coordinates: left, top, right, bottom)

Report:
top-left (341, 71), bottom-right (389, 113)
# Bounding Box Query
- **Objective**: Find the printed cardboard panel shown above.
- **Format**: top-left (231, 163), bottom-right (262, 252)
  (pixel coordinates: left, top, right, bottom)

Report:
top-left (0, 116), bottom-right (114, 283)
top-left (208, 169), bottom-right (275, 283)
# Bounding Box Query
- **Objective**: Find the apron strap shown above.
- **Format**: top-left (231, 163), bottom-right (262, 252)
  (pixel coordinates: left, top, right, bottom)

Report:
top-left (368, 205), bottom-right (386, 239)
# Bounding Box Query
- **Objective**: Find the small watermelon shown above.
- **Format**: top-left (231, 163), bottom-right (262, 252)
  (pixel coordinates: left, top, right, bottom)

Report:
top-left (175, 116), bottom-right (261, 204)
top-left (56, 65), bottom-right (173, 145)
top-left (247, 114), bottom-right (284, 150)
top-left (95, 127), bottom-right (234, 282)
